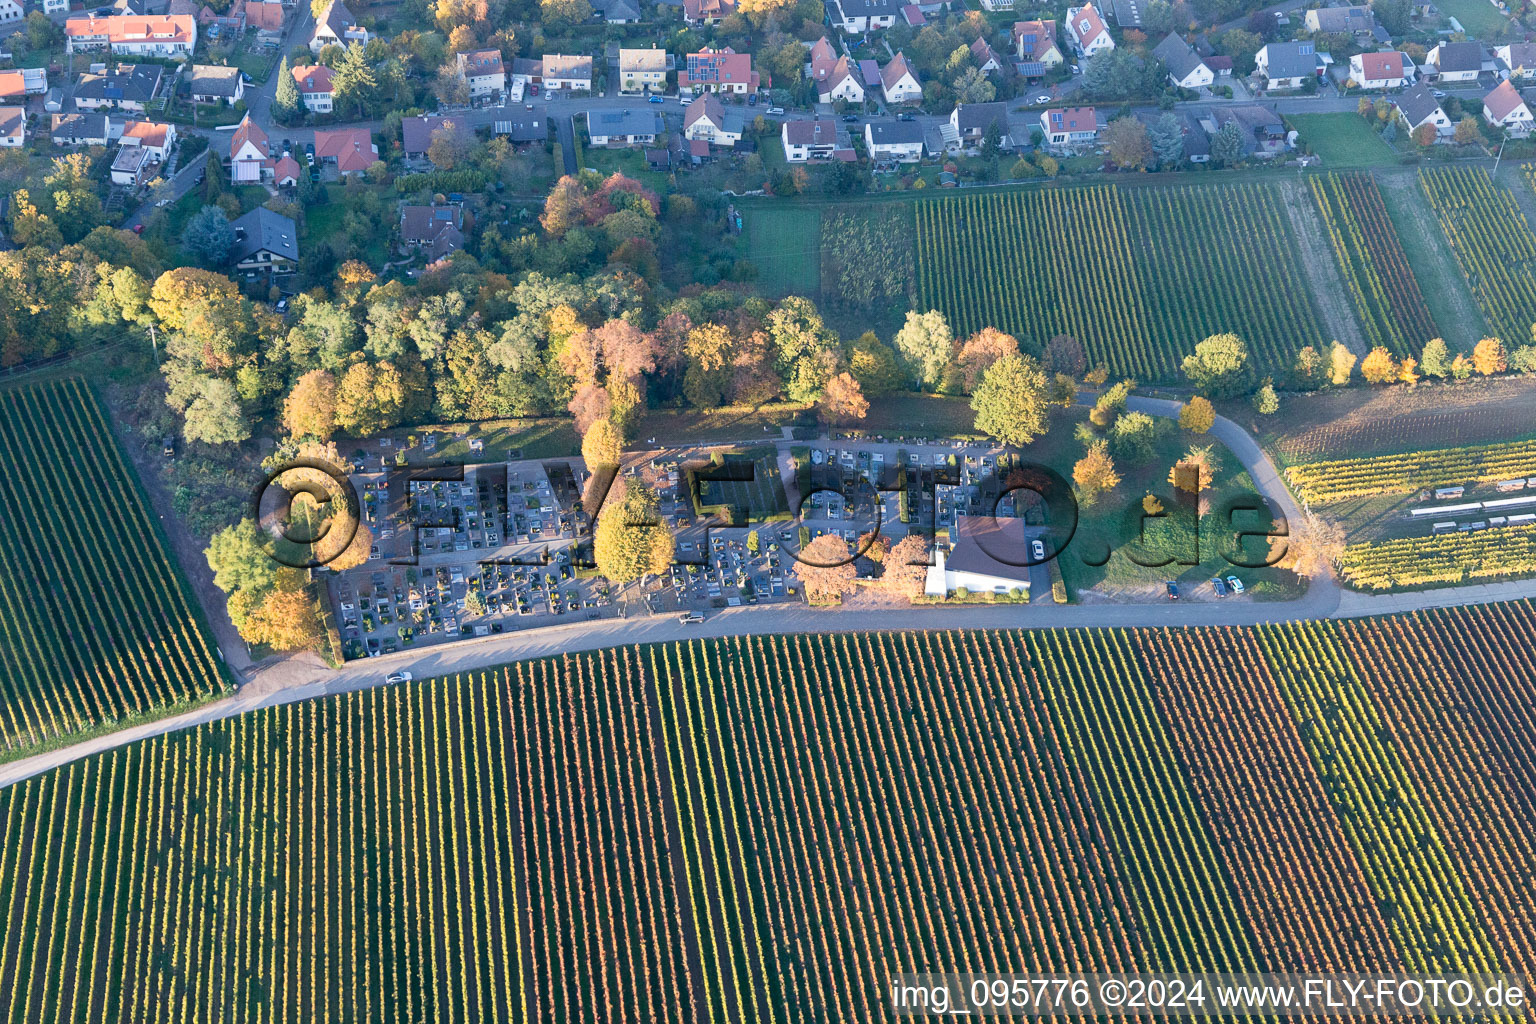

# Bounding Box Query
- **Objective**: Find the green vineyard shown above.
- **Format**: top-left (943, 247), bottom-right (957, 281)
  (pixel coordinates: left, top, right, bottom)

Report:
top-left (0, 378), bottom-right (226, 757)
top-left (912, 182), bottom-right (1327, 380)
top-left (1309, 173), bottom-right (1437, 357)
top-left (5, 617), bottom-right (1536, 1021)
top-left (1285, 438), bottom-right (1536, 504)
top-left (1420, 167), bottom-right (1536, 346)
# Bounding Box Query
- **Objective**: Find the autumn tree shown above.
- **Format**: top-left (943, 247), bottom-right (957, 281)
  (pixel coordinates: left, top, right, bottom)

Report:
top-left (1181, 333), bottom-right (1251, 397)
top-left (593, 481), bottom-right (673, 583)
top-left (1177, 395), bottom-right (1215, 433)
top-left (1360, 345), bottom-right (1399, 384)
top-left (847, 331), bottom-right (905, 395)
top-left (819, 372), bottom-right (869, 425)
top-left (1104, 116), bottom-right (1153, 170)
top-left (243, 588), bottom-right (324, 650)
top-left (1169, 443), bottom-right (1216, 493)
top-left (1043, 334), bottom-right (1086, 378)
top-left (1328, 341), bottom-right (1356, 386)
top-left (881, 534), bottom-right (931, 601)
top-left (283, 368), bottom-right (338, 439)
top-left (335, 362), bottom-right (406, 435)
top-left (1270, 511), bottom-right (1344, 580)
top-left (971, 353), bottom-right (1051, 446)
top-left (1072, 440), bottom-right (1120, 503)
top-left (683, 321), bottom-right (733, 408)
top-left (1453, 116), bottom-right (1481, 145)
top-left (1253, 381), bottom-right (1280, 414)
top-left (893, 309), bottom-right (955, 388)
top-left (955, 327), bottom-right (1019, 393)
top-left (1472, 337), bottom-right (1508, 376)
top-left (1420, 337), bottom-right (1451, 377)
top-left (797, 533), bottom-right (857, 605)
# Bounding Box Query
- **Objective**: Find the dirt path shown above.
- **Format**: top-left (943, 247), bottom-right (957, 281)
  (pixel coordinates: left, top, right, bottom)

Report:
top-left (1278, 178), bottom-right (1366, 354)
top-left (1374, 168), bottom-right (1489, 350)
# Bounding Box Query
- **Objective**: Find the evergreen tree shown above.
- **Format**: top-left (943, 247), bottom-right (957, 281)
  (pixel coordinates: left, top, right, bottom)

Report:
top-left (333, 42), bottom-right (378, 119)
top-left (274, 55), bottom-right (300, 122)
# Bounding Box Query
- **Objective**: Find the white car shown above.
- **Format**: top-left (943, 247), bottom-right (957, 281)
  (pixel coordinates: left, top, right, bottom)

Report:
top-left (385, 671), bottom-right (413, 684)
top-left (1031, 539), bottom-right (1046, 560)
top-left (1226, 576), bottom-right (1245, 595)
top-left (767, 106), bottom-right (784, 115)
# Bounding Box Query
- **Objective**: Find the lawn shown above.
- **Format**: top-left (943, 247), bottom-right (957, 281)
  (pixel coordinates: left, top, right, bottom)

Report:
top-left (351, 417), bottom-right (580, 462)
top-left (1434, 0), bottom-right (1517, 37)
top-left (740, 204), bottom-right (821, 296)
top-left (1285, 113), bottom-right (1399, 168)
top-left (580, 144), bottom-right (670, 192)
top-left (637, 402), bottom-right (806, 445)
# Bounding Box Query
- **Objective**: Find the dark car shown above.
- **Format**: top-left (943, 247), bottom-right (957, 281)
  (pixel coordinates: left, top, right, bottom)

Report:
top-left (1166, 581), bottom-right (1179, 601)
top-left (161, 435), bottom-right (175, 458)
top-left (1211, 576), bottom-right (1228, 597)
top-left (897, 112), bottom-right (915, 121)
top-left (841, 113), bottom-right (859, 122)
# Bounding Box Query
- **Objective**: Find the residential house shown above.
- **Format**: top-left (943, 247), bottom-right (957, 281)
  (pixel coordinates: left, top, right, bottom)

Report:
top-left (1065, 4), bottom-right (1114, 57)
top-left (826, 0), bottom-right (899, 34)
top-left (314, 126), bottom-right (377, 176)
top-left (865, 118), bottom-right (923, 160)
top-left (231, 206), bottom-right (298, 275)
top-left (809, 36), bottom-right (838, 83)
top-left (510, 57), bottom-right (542, 90)
top-left (74, 64), bottom-right (163, 113)
top-left (619, 48), bottom-right (668, 93)
top-left (1349, 50), bottom-right (1411, 89)
top-left (1136, 108), bottom-right (1209, 162)
top-left (1040, 105), bottom-right (1098, 150)
top-left (188, 64), bottom-right (244, 104)
top-left (592, 0), bottom-right (640, 22)
top-left (64, 15), bottom-right (197, 56)
top-left (1153, 33), bottom-right (1212, 89)
top-left (1102, 0), bottom-right (1142, 27)
top-left (1255, 40), bottom-right (1324, 88)
top-left (1394, 80), bottom-right (1453, 138)
top-left (401, 114), bottom-right (469, 159)
top-left (119, 118), bottom-right (175, 161)
top-left (1202, 104), bottom-right (1289, 156)
top-left (819, 55), bottom-right (865, 103)
top-left (1304, 5), bottom-right (1373, 35)
top-left (272, 153), bottom-right (302, 186)
top-left (781, 118), bottom-right (838, 160)
top-left (881, 51), bottom-right (921, 103)
top-left (492, 114), bottom-right (545, 144)
top-left (902, 5), bottom-right (926, 26)
top-left (1206, 54), bottom-right (1234, 76)
top-left (970, 37), bottom-right (1005, 75)
top-left (41, 0), bottom-right (67, 13)
top-left (1496, 42), bottom-right (1536, 78)
top-left (683, 93), bottom-right (743, 146)
top-left (51, 112), bottom-right (114, 146)
top-left (0, 107), bottom-right (24, 148)
top-left (1426, 40), bottom-right (1482, 82)
top-left (0, 0), bottom-right (20, 27)
top-left (112, 0), bottom-right (149, 14)
top-left (0, 69), bottom-right (47, 101)
top-left (401, 204), bottom-right (465, 259)
top-left (978, 0), bottom-right (1012, 11)
top-left (586, 106), bottom-right (662, 145)
top-left (681, 0), bottom-right (735, 24)
top-left (229, 112), bottom-right (272, 181)
top-left (1483, 78), bottom-right (1533, 135)
top-left (1011, 19), bottom-right (1063, 71)
top-left (542, 54), bottom-right (593, 92)
top-left (951, 101), bottom-right (1009, 144)
top-left (291, 63), bottom-right (333, 112)
top-left (110, 145), bottom-right (150, 186)
top-left (240, 0), bottom-right (285, 31)
top-left (457, 49), bottom-right (505, 100)
top-left (309, 0), bottom-right (365, 54)
top-left (681, 48), bottom-right (759, 94)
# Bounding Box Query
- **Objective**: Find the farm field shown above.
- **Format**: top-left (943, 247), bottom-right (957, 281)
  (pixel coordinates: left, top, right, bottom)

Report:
top-left (8, 615), bottom-right (1536, 1020)
top-left (913, 183), bottom-right (1327, 381)
top-left (1308, 173), bottom-right (1437, 357)
top-left (0, 378), bottom-right (227, 759)
top-left (1432, 0), bottom-right (1517, 38)
top-left (1287, 114), bottom-right (1401, 168)
top-left (740, 205), bottom-right (822, 297)
top-left (1419, 166), bottom-right (1536, 346)
top-left (1284, 437), bottom-right (1536, 503)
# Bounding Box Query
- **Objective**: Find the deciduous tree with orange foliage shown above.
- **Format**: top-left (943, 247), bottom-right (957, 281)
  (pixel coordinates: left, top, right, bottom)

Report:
top-left (797, 534), bottom-right (857, 605)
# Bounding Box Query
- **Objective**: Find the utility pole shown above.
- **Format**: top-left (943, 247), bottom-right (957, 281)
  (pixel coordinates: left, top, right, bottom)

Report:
top-left (1493, 135), bottom-right (1508, 176)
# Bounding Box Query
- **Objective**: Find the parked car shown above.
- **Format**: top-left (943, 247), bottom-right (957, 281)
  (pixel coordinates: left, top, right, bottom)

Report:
top-left (1226, 575), bottom-right (1245, 595)
top-left (841, 113), bottom-right (858, 122)
top-left (679, 611), bottom-right (704, 624)
top-left (1165, 581), bottom-right (1179, 600)
top-left (161, 435), bottom-right (175, 458)
top-left (132, 224), bottom-right (145, 234)
top-left (648, 94), bottom-right (664, 103)
top-left (1211, 576), bottom-right (1227, 597)
top-left (747, 93), bottom-right (756, 105)
top-left (1031, 539), bottom-right (1046, 560)
top-left (767, 105), bottom-right (784, 114)
top-left (385, 671), bottom-right (412, 684)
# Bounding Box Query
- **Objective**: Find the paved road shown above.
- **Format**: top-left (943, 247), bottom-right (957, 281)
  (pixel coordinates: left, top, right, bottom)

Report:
top-left (556, 112), bottom-right (577, 175)
top-left (123, 149), bottom-right (208, 231)
top-left (3, 393), bottom-right (1534, 789)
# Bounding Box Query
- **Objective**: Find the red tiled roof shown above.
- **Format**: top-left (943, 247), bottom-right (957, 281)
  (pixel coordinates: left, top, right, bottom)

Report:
top-left (1485, 78), bottom-right (1529, 121)
top-left (292, 63), bottom-right (333, 93)
top-left (1358, 50), bottom-right (1403, 82)
top-left (315, 127), bottom-right (375, 172)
